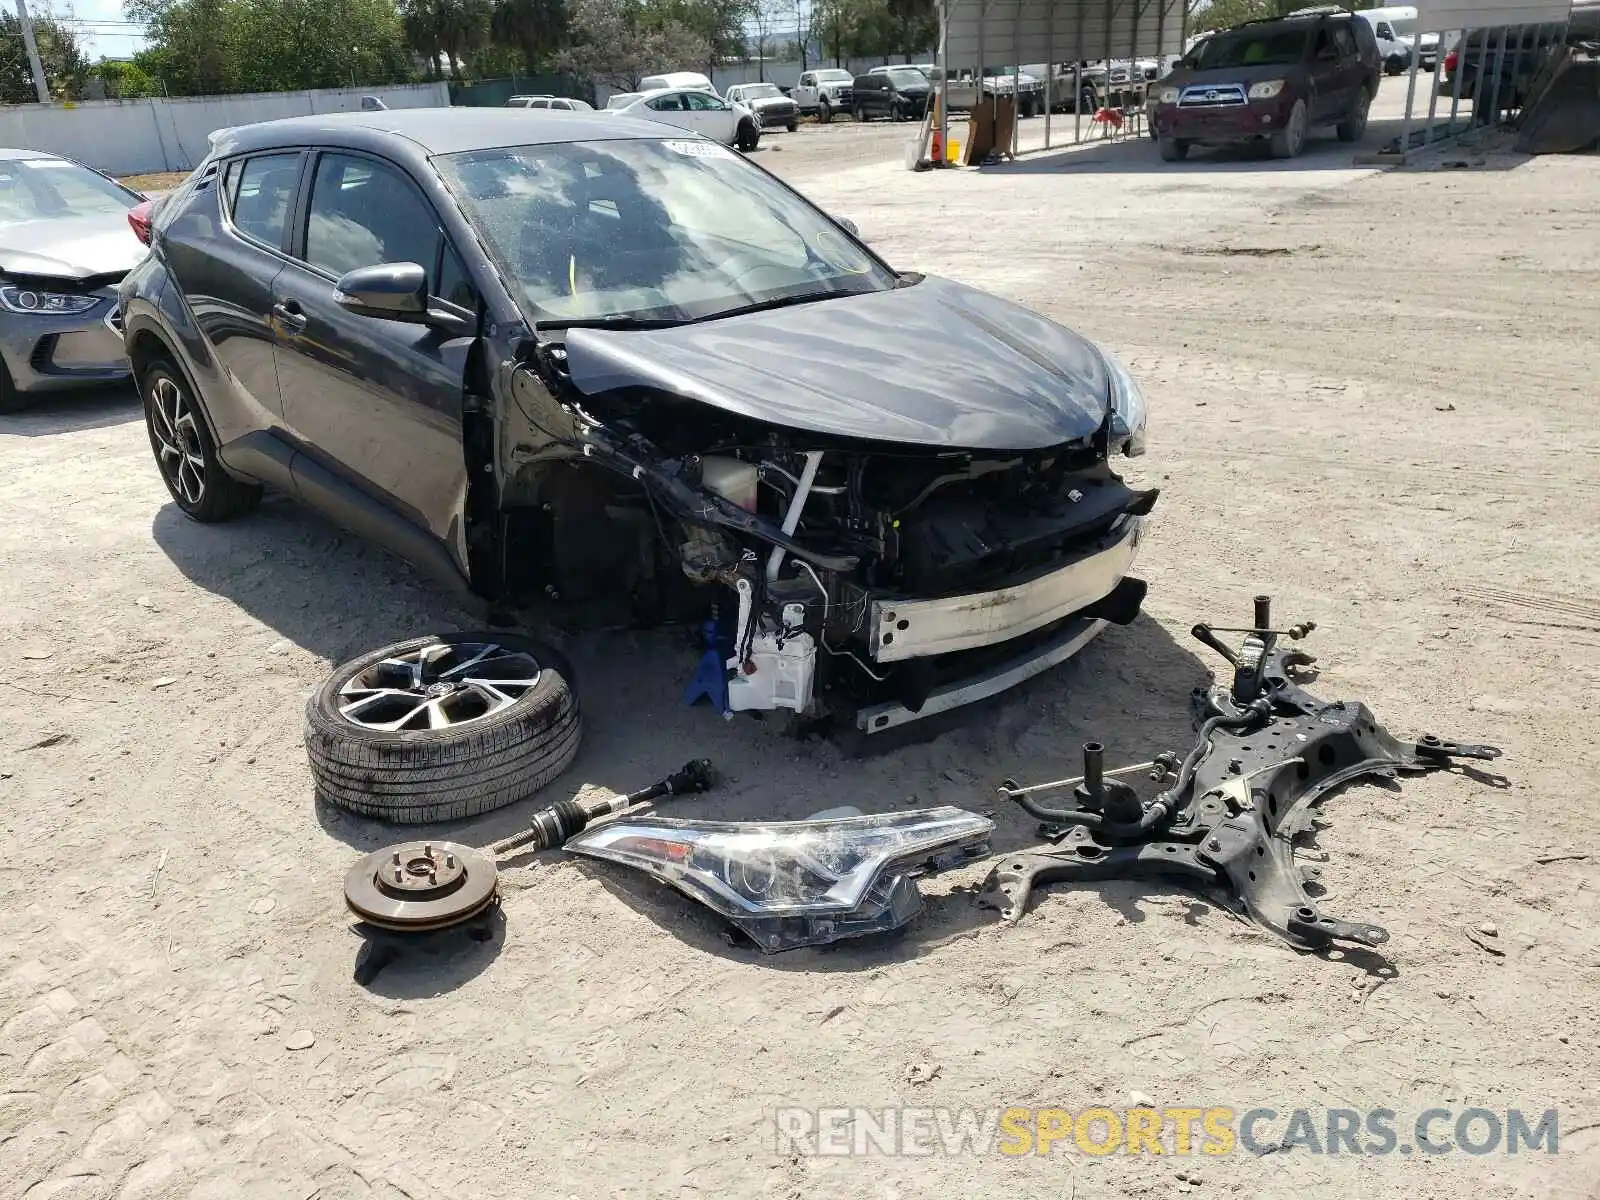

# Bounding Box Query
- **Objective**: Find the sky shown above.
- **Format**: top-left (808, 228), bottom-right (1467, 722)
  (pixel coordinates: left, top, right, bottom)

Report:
top-left (50, 0), bottom-right (148, 60)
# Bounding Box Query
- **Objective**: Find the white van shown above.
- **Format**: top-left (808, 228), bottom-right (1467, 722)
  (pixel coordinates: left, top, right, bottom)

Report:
top-left (1351, 6), bottom-right (1440, 74)
top-left (638, 71), bottom-right (719, 97)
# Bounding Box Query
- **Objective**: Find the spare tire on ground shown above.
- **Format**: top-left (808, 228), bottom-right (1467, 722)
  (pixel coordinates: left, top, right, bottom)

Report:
top-left (306, 632), bottom-right (581, 824)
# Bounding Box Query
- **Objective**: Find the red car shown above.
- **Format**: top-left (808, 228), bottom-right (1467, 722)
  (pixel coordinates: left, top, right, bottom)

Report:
top-left (1151, 11), bottom-right (1382, 160)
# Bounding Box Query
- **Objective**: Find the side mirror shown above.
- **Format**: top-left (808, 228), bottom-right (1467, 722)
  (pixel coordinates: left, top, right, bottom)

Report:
top-left (335, 262), bottom-right (427, 317)
top-left (335, 262), bottom-right (474, 335)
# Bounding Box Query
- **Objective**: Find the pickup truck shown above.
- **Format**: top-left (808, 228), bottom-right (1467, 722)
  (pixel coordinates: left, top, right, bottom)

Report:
top-left (791, 68), bottom-right (856, 120)
top-left (1021, 61), bottom-right (1152, 113)
top-left (908, 64), bottom-right (981, 111)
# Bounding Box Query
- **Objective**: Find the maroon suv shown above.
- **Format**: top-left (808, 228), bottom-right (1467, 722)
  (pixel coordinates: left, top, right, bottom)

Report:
top-left (1151, 11), bottom-right (1381, 160)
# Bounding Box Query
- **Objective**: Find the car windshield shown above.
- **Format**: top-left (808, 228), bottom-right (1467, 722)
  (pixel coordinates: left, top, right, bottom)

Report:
top-left (741, 83), bottom-right (782, 99)
top-left (887, 68), bottom-right (926, 87)
top-left (815, 70), bottom-right (852, 82)
top-left (0, 157), bottom-right (139, 225)
top-left (437, 138), bottom-right (895, 326)
top-left (1190, 27), bottom-right (1310, 68)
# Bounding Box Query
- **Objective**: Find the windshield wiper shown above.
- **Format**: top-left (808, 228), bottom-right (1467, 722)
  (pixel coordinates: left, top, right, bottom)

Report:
top-left (534, 313), bottom-right (687, 332)
top-left (695, 288), bottom-right (860, 323)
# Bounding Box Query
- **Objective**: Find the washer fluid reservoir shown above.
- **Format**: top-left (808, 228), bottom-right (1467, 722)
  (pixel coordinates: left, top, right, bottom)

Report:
top-left (700, 457), bottom-right (758, 512)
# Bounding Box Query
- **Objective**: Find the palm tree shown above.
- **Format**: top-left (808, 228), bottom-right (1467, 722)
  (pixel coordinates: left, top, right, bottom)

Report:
top-left (491, 0), bottom-right (567, 73)
top-left (398, 0), bottom-right (491, 82)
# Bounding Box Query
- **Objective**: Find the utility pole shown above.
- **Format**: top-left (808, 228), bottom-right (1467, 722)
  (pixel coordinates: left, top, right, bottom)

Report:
top-left (13, 0), bottom-right (51, 104)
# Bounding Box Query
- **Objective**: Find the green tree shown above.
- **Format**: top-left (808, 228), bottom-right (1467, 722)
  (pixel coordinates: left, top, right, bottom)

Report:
top-left (127, 0), bottom-right (414, 95)
top-left (555, 0), bottom-right (709, 89)
top-left (1187, 0), bottom-right (1274, 34)
top-left (491, 0), bottom-right (567, 72)
top-left (397, 0), bottom-right (492, 82)
top-left (94, 57), bottom-right (159, 97)
top-left (1, 6), bottom-right (90, 102)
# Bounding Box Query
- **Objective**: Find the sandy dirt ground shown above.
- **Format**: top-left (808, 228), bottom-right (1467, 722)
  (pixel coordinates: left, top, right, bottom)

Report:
top-left (4, 81), bottom-right (1598, 1199)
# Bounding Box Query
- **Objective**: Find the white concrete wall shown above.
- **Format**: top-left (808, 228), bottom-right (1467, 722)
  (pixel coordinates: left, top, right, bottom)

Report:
top-left (0, 82), bottom-right (450, 177)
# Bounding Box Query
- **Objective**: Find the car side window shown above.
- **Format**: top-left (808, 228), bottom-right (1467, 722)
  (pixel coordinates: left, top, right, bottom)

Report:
top-left (304, 153), bottom-right (444, 284)
top-left (685, 91), bottom-right (723, 110)
top-left (1333, 25), bottom-right (1357, 57)
top-left (436, 240), bottom-right (478, 311)
top-left (1375, 22), bottom-right (1393, 38)
top-left (229, 153), bottom-right (300, 249)
top-left (647, 93), bottom-right (684, 111)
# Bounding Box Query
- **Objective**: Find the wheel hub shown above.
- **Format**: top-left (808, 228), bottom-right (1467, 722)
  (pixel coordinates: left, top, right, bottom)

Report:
top-left (344, 841), bottom-right (498, 931)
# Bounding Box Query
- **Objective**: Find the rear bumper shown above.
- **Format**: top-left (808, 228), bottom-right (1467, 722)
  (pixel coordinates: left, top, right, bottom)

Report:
top-left (0, 292), bottom-right (130, 392)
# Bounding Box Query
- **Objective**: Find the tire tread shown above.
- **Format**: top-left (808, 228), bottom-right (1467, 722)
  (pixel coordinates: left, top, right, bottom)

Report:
top-left (304, 632), bottom-right (583, 824)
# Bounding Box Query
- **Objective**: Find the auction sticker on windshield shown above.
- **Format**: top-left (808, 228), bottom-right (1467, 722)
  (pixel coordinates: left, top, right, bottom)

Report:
top-left (660, 140), bottom-right (736, 159)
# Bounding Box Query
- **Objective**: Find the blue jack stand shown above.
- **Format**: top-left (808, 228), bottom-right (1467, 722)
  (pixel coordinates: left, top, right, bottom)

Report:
top-left (682, 618), bottom-right (731, 718)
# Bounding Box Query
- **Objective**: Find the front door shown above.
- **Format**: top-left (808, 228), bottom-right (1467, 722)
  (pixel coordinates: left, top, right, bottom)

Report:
top-left (269, 151), bottom-right (478, 551)
top-left (644, 91), bottom-right (697, 134)
top-left (1308, 27), bottom-right (1345, 122)
top-left (684, 90), bottom-right (736, 142)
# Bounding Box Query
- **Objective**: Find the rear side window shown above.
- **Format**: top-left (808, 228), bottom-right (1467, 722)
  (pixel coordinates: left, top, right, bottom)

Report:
top-left (1333, 25), bottom-right (1357, 56)
top-left (229, 153), bottom-right (300, 248)
top-left (647, 93), bottom-right (685, 111)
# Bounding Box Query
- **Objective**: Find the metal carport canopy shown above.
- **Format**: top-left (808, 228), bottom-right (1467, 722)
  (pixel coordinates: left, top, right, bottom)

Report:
top-left (1412, 0), bottom-right (1574, 31)
top-left (941, 0), bottom-right (1187, 71)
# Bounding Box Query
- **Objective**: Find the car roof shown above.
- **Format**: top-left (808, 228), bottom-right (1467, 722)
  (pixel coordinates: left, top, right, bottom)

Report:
top-left (211, 108), bottom-right (668, 160)
top-left (0, 147), bottom-right (62, 162)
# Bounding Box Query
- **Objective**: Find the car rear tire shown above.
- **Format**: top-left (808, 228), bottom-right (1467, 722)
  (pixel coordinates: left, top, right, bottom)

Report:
top-left (306, 632), bottom-right (582, 824)
top-left (141, 357), bottom-right (262, 522)
top-left (786, 119), bottom-right (798, 132)
top-left (819, 99), bottom-right (833, 123)
top-left (854, 103), bottom-right (866, 122)
top-left (1158, 136), bottom-right (1189, 161)
top-left (1337, 87), bottom-right (1371, 142)
top-left (1270, 98), bottom-right (1309, 158)
top-left (736, 119), bottom-right (761, 151)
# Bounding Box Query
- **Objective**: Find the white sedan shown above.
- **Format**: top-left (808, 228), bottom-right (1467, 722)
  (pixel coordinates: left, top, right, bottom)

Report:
top-left (604, 88), bottom-right (762, 152)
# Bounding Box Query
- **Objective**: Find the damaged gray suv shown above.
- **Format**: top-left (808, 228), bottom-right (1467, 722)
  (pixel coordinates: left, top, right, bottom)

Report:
top-left (118, 108), bottom-right (1154, 739)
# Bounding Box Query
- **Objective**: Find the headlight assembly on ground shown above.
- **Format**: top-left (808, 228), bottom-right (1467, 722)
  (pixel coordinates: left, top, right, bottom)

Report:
top-left (565, 806), bottom-right (994, 951)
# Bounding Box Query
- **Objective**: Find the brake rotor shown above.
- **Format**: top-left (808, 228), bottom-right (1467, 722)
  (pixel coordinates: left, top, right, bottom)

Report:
top-left (344, 841), bottom-right (499, 932)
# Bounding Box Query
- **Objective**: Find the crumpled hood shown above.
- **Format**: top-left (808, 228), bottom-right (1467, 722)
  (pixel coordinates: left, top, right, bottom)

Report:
top-left (0, 211), bottom-right (146, 282)
top-left (562, 275), bottom-right (1111, 450)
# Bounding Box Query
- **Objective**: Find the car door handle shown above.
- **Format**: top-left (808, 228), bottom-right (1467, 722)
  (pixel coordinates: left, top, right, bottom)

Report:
top-left (272, 299), bottom-right (307, 333)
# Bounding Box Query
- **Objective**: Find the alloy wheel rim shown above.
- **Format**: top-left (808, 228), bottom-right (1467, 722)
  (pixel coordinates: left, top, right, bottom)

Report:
top-left (149, 375), bottom-right (206, 506)
top-left (337, 640), bottom-right (544, 732)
